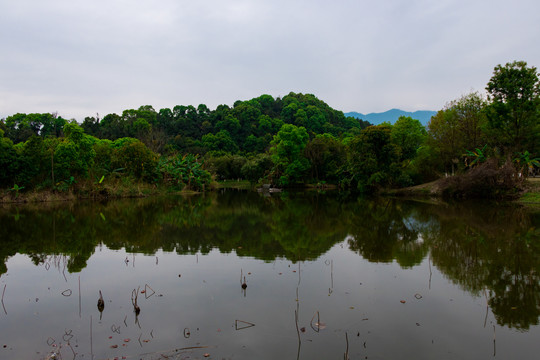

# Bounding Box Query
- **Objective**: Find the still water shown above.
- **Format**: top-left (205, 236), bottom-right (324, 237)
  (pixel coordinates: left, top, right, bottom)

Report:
top-left (1, 191), bottom-right (540, 359)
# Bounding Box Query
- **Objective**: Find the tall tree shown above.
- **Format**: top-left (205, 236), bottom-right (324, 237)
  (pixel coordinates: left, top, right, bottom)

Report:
top-left (427, 92), bottom-right (487, 174)
top-left (485, 61), bottom-right (540, 155)
top-left (391, 116), bottom-right (427, 163)
top-left (304, 134), bottom-right (346, 182)
top-left (270, 124), bottom-right (310, 185)
top-left (347, 125), bottom-right (402, 192)
top-left (0, 129), bottom-right (18, 187)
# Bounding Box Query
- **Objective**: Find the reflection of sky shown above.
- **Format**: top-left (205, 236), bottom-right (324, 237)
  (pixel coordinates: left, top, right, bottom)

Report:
top-left (1, 243), bottom-right (540, 359)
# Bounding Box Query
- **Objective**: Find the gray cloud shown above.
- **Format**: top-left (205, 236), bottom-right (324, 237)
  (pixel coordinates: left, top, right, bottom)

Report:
top-left (1, 0), bottom-right (539, 120)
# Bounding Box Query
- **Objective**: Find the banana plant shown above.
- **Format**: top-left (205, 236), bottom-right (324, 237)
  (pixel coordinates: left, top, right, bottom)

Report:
top-left (514, 151), bottom-right (540, 178)
top-left (8, 184), bottom-right (24, 198)
top-left (464, 144), bottom-right (488, 168)
top-left (159, 154), bottom-right (212, 191)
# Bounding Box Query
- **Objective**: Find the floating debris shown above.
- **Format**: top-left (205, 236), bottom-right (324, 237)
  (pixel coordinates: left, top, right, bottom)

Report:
top-left (144, 284), bottom-right (155, 298)
top-left (235, 320), bottom-right (255, 330)
top-left (97, 290), bottom-right (104, 313)
top-left (132, 287), bottom-right (140, 315)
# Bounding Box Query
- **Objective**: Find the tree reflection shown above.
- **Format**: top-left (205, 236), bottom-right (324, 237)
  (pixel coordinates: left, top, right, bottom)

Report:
top-left (1, 194), bottom-right (540, 329)
top-left (345, 198), bottom-right (430, 267)
top-left (0, 191), bottom-right (349, 276)
top-left (422, 201), bottom-right (540, 330)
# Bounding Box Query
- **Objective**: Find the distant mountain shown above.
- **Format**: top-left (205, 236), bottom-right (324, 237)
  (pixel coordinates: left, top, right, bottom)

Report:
top-left (345, 109), bottom-right (436, 126)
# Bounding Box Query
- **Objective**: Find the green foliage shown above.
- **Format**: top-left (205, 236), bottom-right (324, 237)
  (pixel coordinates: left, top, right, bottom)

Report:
top-left (391, 116), bottom-right (427, 162)
top-left (427, 92), bottom-right (487, 175)
top-left (111, 139), bottom-right (158, 182)
top-left (464, 144), bottom-right (489, 168)
top-left (346, 125), bottom-right (402, 192)
top-left (201, 130), bottom-right (239, 153)
top-left (304, 133), bottom-right (346, 182)
top-left (206, 154), bottom-right (247, 180)
top-left (16, 136), bottom-right (48, 187)
top-left (3, 113), bottom-right (66, 144)
top-left (240, 153), bottom-right (273, 184)
top-left (53, 123), bottom-right (96, 183)
top-left (1, 72), bottom-right (537, 195)
top-left (159, 153), bottom-right (212, 191)
top-left (513, 151), bottom-right (540, 178)
top-left (90, 139), bottom-right (114, 178)
top-left (8, 184), bottom-right (24, 197)
top-left (0, 131), bottom-right (19, 188)
top-left (485, 61), bottom-right (540, 155)
top-left (270, 124), bottom-right (310, 185)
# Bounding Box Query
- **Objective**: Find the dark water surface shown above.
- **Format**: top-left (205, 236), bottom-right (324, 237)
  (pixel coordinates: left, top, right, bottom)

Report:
top-left (1, 191), bottom-right (540, 359)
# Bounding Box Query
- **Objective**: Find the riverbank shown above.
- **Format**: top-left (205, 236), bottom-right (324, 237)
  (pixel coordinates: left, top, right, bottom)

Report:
top-left (0, 180), bottom-right (209, 204)
top-left (387, 177), bottom-right (540, 205)
top-left (518, 177), bottom-right (540, 205)
top-left (2, 177), bottom-right (540, 204)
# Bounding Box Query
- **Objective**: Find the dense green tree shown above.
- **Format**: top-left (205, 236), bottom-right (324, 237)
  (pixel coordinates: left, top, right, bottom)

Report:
top-left (53, 123), bottom-right (96, 183)
top-left (485, 61), bottom-right (540, 155)
top-left (201, 130), bottom-right (239, 153)
top-left (391, 116), bottom-right (427, 163)
top-left (82, 115), bottom-right (101, 137)
top-left (99, 113), bottom-right (125, 139)
top-left (346, 125), bottom-right (402, 192)
top-left (89, 138), bottom-right (114, 179)
top-left (215, 114), bottom-right (241, 140)
top-left (452, 92), bottom-right (487, 151)
top-left (17, 136), bottom-right (49, 187)
top-left (241, 153), bottom-right (273, 184)
top-left (304, 134), bottom-right (346, 182)
top-left (427, 92), bottom-right (487, 175)
top-left (110, 138), bottom-right (158, 182)
top-left (4, 113), bottom-right (39, 143)
top-left (206, 154), bottom-right (247, 180)
top-left (270, 124), bottom-right (310, 185)
top-left (0, 129), bottom-right (18, 188)
top-left (243, 134), bottom-right (267, 153)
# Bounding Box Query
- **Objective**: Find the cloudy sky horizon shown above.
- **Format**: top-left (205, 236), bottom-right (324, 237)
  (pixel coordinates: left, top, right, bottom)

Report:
top-left (1, 0), bottom-right (539, 121)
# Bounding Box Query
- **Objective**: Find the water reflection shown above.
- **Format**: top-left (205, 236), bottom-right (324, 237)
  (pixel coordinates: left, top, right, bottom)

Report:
top-left (345, 198), bottom-right (430, 267)
top-left (1, 192), bottom-right (540, 331)
top-left (424, 201), bottom-right (540, 330)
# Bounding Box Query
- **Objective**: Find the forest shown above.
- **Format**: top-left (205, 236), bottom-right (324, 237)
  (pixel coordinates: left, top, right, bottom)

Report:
top-left (0, 60), bottom-right (539, 198)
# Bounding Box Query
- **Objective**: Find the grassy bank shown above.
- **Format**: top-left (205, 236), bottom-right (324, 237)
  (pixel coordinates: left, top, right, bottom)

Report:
top-left (4, 177), bottom-right (540, 204)
top-left (387, 177), bottom-right (540, 204)
top-left (0, 179), bottom-right (211, 204)
top-left (215, 180), bottom-right (253, 190)
top-left (518, 178), bottom-right (540, 205)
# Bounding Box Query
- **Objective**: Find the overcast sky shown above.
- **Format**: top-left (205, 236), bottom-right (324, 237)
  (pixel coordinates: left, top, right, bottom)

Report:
top-left (1, 0), bottom-right (539, 121)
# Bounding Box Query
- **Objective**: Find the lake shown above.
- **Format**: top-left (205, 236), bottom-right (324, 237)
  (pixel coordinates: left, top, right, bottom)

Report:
top-left (1, 190), bottom-right (540, 359)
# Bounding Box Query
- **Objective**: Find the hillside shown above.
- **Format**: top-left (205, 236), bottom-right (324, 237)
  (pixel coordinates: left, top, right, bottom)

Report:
top-left (345, 109), bottom-right (436, 126)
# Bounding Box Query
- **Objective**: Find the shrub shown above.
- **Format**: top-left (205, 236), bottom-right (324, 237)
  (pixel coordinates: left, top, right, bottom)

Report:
top-left (439, 158), bottom-right (522, 199)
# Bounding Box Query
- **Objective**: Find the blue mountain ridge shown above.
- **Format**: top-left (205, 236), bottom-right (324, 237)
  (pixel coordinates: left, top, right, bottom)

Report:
top-left (345, 109), bottom-right (436, 126)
